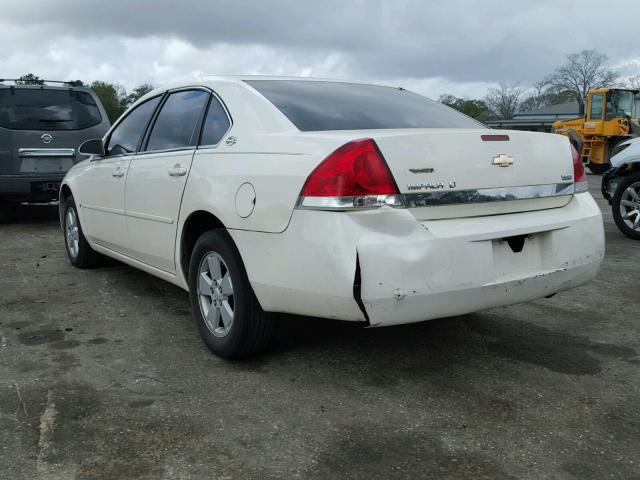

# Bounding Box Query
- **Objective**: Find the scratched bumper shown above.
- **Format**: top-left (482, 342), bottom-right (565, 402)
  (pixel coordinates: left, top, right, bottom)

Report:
top-left (231, 193), bottom-right (604, 325)
top-left (358, 193), bottom-right (604, 326)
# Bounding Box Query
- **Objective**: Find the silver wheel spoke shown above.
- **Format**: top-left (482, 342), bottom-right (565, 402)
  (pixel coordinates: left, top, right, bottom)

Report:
top-left (220, 273), bottom-right (233, 296)
top-left (207, 256), bottom-right (222, 280)
top-left (206, 305), bottom-right (220, 329)
top-left (220, 302), bottom-right (233, 328)
top-left (199, 272), bottom-right (213, 294)
top-left (627, 187), bottom-right (640, 202)
top-left (621, 199), bottom-right (636, 208)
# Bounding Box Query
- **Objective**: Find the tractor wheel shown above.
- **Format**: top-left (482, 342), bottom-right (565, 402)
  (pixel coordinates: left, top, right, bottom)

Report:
top-left (588, 163), bottom-right (609, 175)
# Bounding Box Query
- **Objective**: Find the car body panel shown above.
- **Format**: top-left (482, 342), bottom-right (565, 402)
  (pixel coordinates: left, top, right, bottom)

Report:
top-left (601, 137), bottom-right (640, 201)
top-left (231, 193), bottom-right (603, 325)
top-left (125, 149), bottom-right (196, 272)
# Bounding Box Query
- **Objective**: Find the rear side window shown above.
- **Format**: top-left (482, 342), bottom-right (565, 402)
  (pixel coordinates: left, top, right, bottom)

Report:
top-left (146, 90), bottom-right (209, 151)
top-left (245, 80), bottom-right (483, 131)
top-left (106, 96), bottom-right (161, 156)
top-left (200, 96), bottom-right (230, 145)
top-left (0, 88), bottom-right (102, 131)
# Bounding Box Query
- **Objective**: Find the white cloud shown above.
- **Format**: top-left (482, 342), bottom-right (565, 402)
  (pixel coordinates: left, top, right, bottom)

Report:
top-left (0, 0), bottom-right (637, 99)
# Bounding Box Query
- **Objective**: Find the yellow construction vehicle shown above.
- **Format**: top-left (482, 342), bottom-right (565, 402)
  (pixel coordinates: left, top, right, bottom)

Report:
top-left (553, 88), bottom-right (640, 174)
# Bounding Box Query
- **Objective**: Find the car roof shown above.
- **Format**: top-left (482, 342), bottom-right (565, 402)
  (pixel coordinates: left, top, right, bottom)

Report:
top-left (136, 75), bottom-right (397, 107)
top-left (0, 83), bottom-right (95, 92)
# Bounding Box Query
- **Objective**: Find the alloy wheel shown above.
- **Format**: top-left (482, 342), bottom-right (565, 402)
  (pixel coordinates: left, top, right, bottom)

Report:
top-left (197, 251), bottom-right (235, 337)
top-left (65, 207), bottom-right (80, 258)
top-left (619, 181), bottom-right (640, 232)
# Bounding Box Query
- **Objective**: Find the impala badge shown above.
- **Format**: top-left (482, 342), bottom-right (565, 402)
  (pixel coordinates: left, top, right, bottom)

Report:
top-left (492, 154), bottom-right (513, 167)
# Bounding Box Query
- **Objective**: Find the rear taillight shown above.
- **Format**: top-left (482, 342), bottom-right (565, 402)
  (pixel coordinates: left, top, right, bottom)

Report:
top-left (571, 144), bottom-right (588, 193)
top-left (297, 138), bottom-right (403, 210)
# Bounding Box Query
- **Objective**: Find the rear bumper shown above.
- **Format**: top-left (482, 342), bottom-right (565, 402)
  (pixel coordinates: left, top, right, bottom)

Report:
top-left (230, 193), bottom-right (604, 326)
top-left (0, 174), bottom-right (64, 198)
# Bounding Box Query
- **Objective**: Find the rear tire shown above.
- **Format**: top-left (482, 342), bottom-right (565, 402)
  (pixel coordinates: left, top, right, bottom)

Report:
top-left (588, 162), bottom-right (609, 175)
top-left (63, 195), bottom-right (103, 268)
top-left (188, 229), bottom-right (275, 358)
top-left (612, 172), bottom-right (640, 240)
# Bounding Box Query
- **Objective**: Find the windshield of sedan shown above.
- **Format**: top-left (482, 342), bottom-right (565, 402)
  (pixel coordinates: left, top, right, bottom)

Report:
top-left (0, 88), bottom-right (102, 130)
top-left (245, 80), bottom-right (484, 131)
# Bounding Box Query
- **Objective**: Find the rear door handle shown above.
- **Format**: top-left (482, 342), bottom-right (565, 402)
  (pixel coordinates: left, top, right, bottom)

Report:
top-left (112, 167), bottom-right (125, 178)
top-left (168, 164), bottom-right (188, 177)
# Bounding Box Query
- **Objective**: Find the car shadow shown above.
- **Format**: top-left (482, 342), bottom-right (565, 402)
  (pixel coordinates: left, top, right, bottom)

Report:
top-left (0, 202), bottom-right (59, 224)
top-left (242, 310), bottom-right (638, 378)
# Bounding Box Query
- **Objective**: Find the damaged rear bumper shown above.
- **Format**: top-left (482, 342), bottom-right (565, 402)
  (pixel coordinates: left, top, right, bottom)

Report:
top-left (230, 193), bottom-right (604, 326)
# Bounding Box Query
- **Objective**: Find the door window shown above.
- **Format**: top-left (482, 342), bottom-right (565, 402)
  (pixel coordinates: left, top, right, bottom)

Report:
top-left (106, 96), bottom-right (161, 156)
top-left (201, 97), bottom-right (231, 145)
top-left (589, 94), bottom-right (604, 121)
top-left (146, 90), bottom-right (209, 151)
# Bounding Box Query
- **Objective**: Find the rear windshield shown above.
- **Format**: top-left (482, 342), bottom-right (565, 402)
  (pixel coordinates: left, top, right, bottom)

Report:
top-left (0, 88), bottom-right (102, 131)
top-left (245, 80), bottom-right (483, 131)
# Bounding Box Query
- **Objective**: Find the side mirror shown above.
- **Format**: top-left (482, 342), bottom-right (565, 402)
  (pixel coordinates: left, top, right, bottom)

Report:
top-left (79, 138), bottom-right (105, 156)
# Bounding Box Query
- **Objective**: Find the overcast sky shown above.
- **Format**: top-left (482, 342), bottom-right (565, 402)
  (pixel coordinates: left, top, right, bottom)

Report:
top-left (1, 0), bottom-right (638, 99)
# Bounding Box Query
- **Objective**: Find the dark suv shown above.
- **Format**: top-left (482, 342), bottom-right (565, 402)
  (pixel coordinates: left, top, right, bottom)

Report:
top-left (0, 81), bottom-right (110, 204)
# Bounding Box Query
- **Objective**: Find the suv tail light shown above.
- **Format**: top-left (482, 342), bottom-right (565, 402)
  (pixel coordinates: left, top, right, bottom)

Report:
top-left (296, 138), bottom-right (404, 210)
top-left (571, 144), bottom-right (588, 193)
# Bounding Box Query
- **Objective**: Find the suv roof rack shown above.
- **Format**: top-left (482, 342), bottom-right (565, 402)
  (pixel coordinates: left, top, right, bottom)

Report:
top-left (0, 79), bottom-right (82, 86)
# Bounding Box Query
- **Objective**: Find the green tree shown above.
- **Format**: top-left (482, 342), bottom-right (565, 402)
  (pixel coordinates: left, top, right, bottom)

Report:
top-left (67, 80), bottom-right (85, 87)
top-left (121, 83), bottom-right (154, 109)
top-left (439, 94), bottom-right (492, 122)
top-left (16, 73), bottom-right (44, 85)
top-left (91, 81), bottom-right (126, 123)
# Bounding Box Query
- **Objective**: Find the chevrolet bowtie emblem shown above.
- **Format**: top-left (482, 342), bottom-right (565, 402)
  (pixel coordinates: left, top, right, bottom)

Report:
top-left (492, 154), bottom-right (514, 167)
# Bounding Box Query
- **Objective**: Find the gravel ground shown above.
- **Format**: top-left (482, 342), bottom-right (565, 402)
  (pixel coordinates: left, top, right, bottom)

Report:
top-left (0, 174), bottom-right (638, 480)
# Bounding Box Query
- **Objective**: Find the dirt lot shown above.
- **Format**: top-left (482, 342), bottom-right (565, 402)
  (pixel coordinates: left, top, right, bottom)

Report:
top-left (0, 175), bottom-right (638, 480)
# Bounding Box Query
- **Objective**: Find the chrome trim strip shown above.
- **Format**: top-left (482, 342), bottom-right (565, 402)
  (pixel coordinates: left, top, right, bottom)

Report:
top-left (18, 148), bottom-right (75, 157)
top-left (296, 195), bottom-right (404, 210)
top-left (402, 183), bottom-right (574, 207)
top-left (82, 204), bottom-right (124, 216)
top-left (125, 210), bottom-right (174, 224)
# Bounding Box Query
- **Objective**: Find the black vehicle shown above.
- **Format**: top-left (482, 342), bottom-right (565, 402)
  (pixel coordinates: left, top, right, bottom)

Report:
top-left (0, 80), bottom-right (110, 204)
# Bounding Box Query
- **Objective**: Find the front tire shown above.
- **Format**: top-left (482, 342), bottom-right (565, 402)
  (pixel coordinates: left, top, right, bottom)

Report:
top-left (63, 195), bottom-right (103, 267)
top-left (612, 172), bottom-right (640, 240)
top-left (188, 229), bottom-right (275, 358)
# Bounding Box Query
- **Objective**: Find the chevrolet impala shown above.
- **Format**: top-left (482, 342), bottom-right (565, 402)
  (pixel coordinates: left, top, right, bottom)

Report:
top-left (60, 77), bottom-right (605, 357)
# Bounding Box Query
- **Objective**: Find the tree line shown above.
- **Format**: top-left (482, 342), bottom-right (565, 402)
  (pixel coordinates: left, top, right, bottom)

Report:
top-left (440, 49), bottom-right (638, 121)
top-left (13, 73), bottom-right (154, 123)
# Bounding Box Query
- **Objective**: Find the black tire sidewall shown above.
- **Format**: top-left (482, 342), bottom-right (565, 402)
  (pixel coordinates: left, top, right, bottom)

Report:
top-left (588, 162), bottom-right (609, 175)
top-left (612, 173), bottom-right (640, 240)
top-left (188, 229), bottom-right (258, 357)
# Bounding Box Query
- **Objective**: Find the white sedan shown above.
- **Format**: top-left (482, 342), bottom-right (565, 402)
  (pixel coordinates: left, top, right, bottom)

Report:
top-left (60, 77), bottom-right (605, 358)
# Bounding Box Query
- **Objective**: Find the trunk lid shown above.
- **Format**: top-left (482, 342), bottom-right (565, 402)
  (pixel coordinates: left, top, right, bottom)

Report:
top-left (372, 129), bottom-right (575, 220)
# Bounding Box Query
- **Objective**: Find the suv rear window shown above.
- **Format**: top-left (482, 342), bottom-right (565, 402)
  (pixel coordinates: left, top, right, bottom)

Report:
top-left (0, 88), bottom-right (102, 131)
top-left (245, 80), bottom-right (483, 131)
